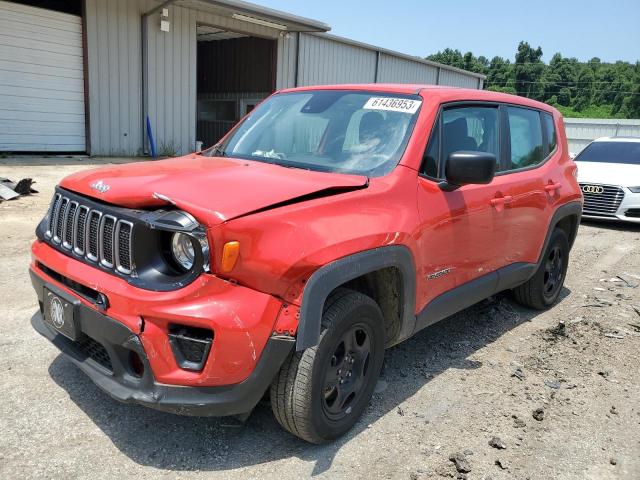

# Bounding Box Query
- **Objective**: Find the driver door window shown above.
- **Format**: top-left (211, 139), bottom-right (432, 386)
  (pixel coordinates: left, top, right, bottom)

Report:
top-left (421, 106), bottom-right (500, 177)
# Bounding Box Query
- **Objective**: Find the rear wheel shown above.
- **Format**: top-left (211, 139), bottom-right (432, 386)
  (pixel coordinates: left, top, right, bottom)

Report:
top-left (513, 228), bottom-right (569, 310)
top-left (270, 289), bottom-right (385, 443)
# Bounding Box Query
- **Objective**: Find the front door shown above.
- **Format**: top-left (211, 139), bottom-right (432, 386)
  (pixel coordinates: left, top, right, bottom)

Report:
top-left (415, 104), bottom-right (507, 312)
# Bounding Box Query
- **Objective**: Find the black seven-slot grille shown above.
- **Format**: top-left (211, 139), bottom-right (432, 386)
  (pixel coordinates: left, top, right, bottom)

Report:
top-left (579, 183), bottom-right (625, 216)
top-left (46, 193), bottom-right (134, 274)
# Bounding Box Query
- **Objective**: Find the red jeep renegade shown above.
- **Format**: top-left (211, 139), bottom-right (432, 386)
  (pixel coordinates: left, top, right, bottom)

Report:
top-left (30, 85), bottom-right (582, 443)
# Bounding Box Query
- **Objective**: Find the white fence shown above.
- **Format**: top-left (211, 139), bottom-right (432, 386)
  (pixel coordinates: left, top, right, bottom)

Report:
top-left (564, 118), bottom-right (640, 154)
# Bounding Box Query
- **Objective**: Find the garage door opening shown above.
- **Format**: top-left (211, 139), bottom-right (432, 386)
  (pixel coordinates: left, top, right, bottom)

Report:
top-left (196, 26), bottom-right (276, 149)
top-left (0, 0), bottom-right (86, 153)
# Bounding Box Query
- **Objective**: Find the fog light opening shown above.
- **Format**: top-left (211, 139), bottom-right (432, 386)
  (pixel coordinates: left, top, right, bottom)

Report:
top-left (129, 351), bottom-right (145, 378)
top-left (168, 324), bottom-right (213, 371)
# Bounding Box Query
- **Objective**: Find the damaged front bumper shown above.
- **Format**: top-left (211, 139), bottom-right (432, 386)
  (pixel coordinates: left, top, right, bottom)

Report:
top-left (29, 239), bottom-right (296, 416)
top-left (31, 269), bottom-right (294, 416)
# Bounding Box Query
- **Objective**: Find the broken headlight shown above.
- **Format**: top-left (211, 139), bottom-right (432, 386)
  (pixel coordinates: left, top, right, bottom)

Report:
top-left (171, 232), bottom-right (209, 272)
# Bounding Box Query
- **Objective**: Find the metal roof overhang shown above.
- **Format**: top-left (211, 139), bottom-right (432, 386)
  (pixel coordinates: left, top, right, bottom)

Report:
top-left (144, 0), bottom-right (330, 32)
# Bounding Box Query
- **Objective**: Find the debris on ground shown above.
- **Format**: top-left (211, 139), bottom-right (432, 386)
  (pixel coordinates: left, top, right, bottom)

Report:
top-left (604, 332), bottom-right (625, 339)
top-left (488, 437), bottom-right (506, 449)
top-left (544, 379), bottom-right (563, 389)
top-left (495, 458), bottom-right (508, 470)
top-left (610, 406), bottom-right (618, 415)
top-left (511, 367), bottom-right (525, 380)
top-left (0, 177), bottom-right (37, 201)
top-left (448, 452), bottom-right (471, 473)
top-left (512, 415), bottom-right (527, 428)
top-left (547, 321), bottom-right (567, 337)
top-left (533, 408), bottom-right (545, 421)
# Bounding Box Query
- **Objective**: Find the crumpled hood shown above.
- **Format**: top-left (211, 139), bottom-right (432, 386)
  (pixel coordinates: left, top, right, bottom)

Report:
top-left (59, 155), bottom-right (368, 226)
top-left (576, 161), bottom-right (640, 188)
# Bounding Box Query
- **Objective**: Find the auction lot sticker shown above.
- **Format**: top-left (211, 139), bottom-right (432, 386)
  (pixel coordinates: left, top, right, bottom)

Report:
top-left (363, 97), bottom-right (422, 114)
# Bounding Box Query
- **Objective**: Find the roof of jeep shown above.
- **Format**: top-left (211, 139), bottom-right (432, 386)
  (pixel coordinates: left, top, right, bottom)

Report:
top-left (277, 83), bottom-right (556, 114)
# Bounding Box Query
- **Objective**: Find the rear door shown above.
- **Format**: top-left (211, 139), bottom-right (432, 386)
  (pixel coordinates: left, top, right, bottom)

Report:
top-left (492, 106), bottom-right (556, 266)
top-left (415, 104), bottom-right (506, 310)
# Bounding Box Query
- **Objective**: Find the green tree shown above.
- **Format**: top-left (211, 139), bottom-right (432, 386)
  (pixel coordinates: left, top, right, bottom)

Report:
top-left (514, 42), bottom-right (545, 100)
top-left (426, 43), bottom-right (639, 119)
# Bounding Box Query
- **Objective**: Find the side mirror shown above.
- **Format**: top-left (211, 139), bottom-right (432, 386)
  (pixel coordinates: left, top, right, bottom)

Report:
top-left (440, 151), bottom-right (497, 191)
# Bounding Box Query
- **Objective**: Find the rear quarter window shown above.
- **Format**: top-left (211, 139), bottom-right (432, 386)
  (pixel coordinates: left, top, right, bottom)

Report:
top-left (542, 112), bottom-right (557, 153)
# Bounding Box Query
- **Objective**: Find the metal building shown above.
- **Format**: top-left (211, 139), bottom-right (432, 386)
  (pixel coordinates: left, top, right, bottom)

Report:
top-left (563, 118), bottom-right (640, 154)
top-left (0, 0), bottom-right (485, 156)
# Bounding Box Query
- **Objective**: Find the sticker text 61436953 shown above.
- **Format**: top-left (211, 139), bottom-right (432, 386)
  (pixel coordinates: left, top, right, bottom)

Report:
top-left (363, 97), bottom-right (422, 114)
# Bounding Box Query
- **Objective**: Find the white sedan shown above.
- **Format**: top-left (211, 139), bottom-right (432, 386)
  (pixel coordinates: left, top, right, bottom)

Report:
top-left (575, 137), bottom-right (640, 223)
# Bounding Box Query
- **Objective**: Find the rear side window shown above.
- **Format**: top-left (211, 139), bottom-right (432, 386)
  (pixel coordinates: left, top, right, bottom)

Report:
top-left (507, 107), bottom-right (544, 169)
top-left (542, 113), bottom-right (557, 153)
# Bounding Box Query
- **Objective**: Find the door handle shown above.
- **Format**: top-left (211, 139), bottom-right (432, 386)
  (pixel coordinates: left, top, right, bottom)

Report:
top-left (544, 182), bottom-right (562, 193)
top-left (490, 195), bottom-right (513, 207)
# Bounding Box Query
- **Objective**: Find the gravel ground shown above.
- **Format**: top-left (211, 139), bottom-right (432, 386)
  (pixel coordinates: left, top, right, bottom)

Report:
top-left (1, 157), bottom-right (639, 480)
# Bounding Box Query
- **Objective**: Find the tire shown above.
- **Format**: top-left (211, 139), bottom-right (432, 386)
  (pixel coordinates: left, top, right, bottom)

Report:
top-left (513, 228), bottom-right (569, 310)
top-left (270, 288), bottom-right (385, 443)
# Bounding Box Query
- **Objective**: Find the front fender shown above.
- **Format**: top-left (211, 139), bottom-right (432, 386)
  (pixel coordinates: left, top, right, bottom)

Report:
top-left (296, 245), bottom-right (417, 351)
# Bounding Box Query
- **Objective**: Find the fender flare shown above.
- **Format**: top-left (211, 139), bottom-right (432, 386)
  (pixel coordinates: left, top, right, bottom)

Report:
top-left (537, 201), bottom-right (582, 266)
top-left (296, 245), bottom-right (416, 351)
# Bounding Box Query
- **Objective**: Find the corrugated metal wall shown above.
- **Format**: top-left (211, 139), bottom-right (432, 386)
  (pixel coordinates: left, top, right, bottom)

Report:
top-left (85, 0), bottom-right (146, 156)
top-left (296, 34), bottom-right (376, 86)
top-left (377, 53), bottom-right (438, 84)
top-left (143, 5), bottom-right (197, 157)
top-left (0, 1), bottom-right (85, 152)
top-left (564, 118), bottom-right (640, 153)
top-left (438, 68), bottom-right (481, 89)
top-left (85, 0), bottom-right (281, 156)
top-left (143, 4), bottom-right (280, 155)
top-left (275, 33), bottom-right (297, 89)
top-left (84, 1), bottom-right (483, 156)
top-left (289, 33), bottom-right (484, 90)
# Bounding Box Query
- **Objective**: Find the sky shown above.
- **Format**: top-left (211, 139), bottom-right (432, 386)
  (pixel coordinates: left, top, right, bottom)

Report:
top-left (259, 0), bottom-right (640, 63)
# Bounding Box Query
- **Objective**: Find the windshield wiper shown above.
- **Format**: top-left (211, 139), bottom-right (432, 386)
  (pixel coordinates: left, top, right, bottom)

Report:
top-left (208, 144), bottom-right (227, 157)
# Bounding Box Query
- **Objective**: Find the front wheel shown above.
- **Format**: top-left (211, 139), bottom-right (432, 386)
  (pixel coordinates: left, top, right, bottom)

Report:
top-left (513, 228), bottom-right (569, 310)
top-left (270, 289), bottom-right (385, 443)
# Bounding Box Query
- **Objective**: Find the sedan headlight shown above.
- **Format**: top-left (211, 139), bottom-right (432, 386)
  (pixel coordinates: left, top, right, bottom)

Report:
top-left (629, 186), bottom-right (640, 193)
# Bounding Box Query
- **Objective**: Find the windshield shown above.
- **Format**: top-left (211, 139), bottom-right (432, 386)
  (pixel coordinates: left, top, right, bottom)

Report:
top-left (575, 141), bottom-right (640, 165)
top-left (205, 90), bottom-right (422, 177)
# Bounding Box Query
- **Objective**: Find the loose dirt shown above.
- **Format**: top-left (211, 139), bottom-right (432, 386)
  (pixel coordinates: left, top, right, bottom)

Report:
top-left (1, 157), bottom-right (638, 479)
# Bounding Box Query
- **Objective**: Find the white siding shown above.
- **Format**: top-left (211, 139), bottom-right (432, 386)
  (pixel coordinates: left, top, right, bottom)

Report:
top-left (297, 33), bottom-right (377, 86)
top-left (86, 0), bottom-right (282, 156)
top-left (377, 53), bottom-right (438, 84)
top-left (83, 1), bottom-right (484, 156)
top-left (0, 1), bottom-right (85, 152)
top-left (564, 118), bottom-right (640, 153)
top-left (438, 68), bottom-right (481, 89)
top-left (85, 0), bottom-right (145, 156)
top-left (276, 32), bottom-right (298, 89)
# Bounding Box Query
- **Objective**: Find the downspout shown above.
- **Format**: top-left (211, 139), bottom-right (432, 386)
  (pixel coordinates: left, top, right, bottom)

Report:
top-left (294, 32), bottom-right (301, 87)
